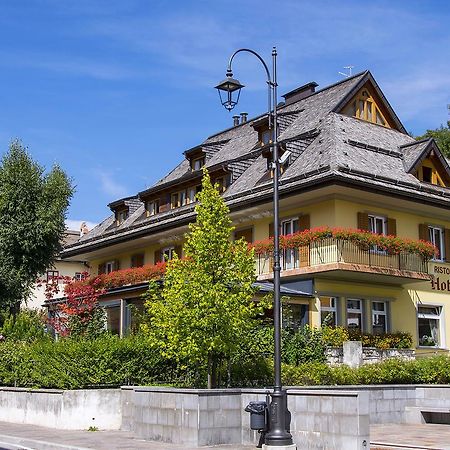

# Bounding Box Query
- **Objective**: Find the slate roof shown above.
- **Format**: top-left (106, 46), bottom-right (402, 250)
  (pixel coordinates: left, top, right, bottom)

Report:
top-left (62, 70), bottom-right (450, 256)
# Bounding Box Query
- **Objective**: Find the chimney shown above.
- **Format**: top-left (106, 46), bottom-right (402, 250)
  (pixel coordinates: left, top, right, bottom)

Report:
top-left (282, 82), bottom-right (318, 105)
top-left (232, 115), bottom-right (240, 126)
top-left (240, 112), bottom-right (248, 123)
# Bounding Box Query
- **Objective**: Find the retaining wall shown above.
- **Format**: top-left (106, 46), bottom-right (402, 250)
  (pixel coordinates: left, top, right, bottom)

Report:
top-left (0, 387), bottom-right (121, 430)
top-left (122, 386), bottom-right (370, 449)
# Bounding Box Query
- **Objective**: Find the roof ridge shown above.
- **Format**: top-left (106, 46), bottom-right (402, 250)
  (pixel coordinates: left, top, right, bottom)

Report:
top-left (399, 137), bottom-right (432, 148)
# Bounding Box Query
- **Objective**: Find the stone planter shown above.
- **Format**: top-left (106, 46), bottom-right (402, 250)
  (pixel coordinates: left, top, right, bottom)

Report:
top-left (326, 342), bottom-right (415, 367)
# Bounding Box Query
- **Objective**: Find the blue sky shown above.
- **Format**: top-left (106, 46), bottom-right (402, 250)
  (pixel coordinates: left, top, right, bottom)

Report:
top-left (0, 0), bottom-right (449, 229)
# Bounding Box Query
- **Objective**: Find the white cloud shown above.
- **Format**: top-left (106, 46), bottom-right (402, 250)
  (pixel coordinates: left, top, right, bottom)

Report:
top-left (65, 219), bottom-right (98, 232)
top-left (97, 170), bottom-right (128, 199)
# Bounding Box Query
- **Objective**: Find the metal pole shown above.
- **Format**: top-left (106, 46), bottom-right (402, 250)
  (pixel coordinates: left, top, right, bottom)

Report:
top-left (264, 46), bottom-right (294, 447)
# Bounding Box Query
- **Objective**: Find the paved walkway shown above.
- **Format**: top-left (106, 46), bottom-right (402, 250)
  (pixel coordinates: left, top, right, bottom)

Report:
top-left (0, 422), bottom-right (254, 450)
top-left (371, 423), bottom-right (450, 450)
top-left (1, 421), bottom-right (450, 449)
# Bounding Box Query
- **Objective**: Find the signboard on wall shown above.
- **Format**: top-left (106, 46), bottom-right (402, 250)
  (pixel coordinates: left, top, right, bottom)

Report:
top-left (430, 263), bottom-right (450, 292)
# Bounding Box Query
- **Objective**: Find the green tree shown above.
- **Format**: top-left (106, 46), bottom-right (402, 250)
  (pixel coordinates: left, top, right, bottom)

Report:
top-left (142, 168), bottom-right (264, 388)
top-left (416, 123), bottom-right (450, 158)
top-left (0, 140), bottom-right (73, 309)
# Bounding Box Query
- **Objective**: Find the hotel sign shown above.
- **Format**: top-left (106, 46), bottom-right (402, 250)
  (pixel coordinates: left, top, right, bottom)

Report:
top-left (431, 263), bottom-right (450, 292)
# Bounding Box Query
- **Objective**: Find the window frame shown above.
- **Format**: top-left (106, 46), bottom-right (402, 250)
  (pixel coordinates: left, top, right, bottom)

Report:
top-left (346, 298), bottom-right (363, 332)
top-left (417, 305), bottom-right (444, 348)
top-left (162, 246), bottom-right (176, 261)
top-left (320, 296), bottom-right (337, 327)
top-left (281, 217), bottom-right (299, 270)
top-left (371, 300), bottom-right (388, 335)
top-left (192, 156), bottom-right (205, 171)
top-left (428, 225), bottom-right (445, 262)
top-left (146, 199), bottom-right (159, 217)
top-left (47, 270), bottom-right (59, 283)
top-left (105, 261), bottom-right (116, 274)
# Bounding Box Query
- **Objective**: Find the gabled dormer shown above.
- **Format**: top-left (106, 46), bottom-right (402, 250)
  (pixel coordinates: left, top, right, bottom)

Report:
top-left (341, 84), bottom-right (395, 128)
top-left (108, 196), bottom-right (141, 226)
top-left (334, 72), bottom-right (406, 133)
top-left (184, 146), bottom-right (206, 171)
top-left (252, 115), bottom-right (274, 146)
top-left (401, 139), bottom-right (450, 188)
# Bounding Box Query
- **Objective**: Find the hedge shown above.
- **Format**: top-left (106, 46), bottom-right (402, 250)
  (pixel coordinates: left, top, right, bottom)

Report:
top-left (0, 335), bottom-right (449, 389)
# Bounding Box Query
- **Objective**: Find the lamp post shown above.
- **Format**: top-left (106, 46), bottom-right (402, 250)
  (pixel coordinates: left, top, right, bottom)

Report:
top-left (216, 48), bottom-right (295, 449)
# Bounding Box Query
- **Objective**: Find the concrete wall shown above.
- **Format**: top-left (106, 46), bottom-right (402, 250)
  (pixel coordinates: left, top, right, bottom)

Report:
top-left (123, 386), bottom-right (370, 450)
top-left (0, 387), bottom-right (121, 430)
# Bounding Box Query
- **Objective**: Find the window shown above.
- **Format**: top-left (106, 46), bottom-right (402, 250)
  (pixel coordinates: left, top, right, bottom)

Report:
top-left (215, 176), bottom-right (227, 193)
top-left (347, 298), bottom-right (363, 331)
top-left (372, 301), bottom-right (387, 335)
top-left (192, 157), bottom-right (205, 171)
top-left (418, 305), bottom-right (442, 347)
top-left (106, 306), bottom-right (121, 335)
top-left (74, 272), bottom-right (85, 281)
top-left (422, 166), bottom-right (432, 183)
top-left (320, 297), bottom-right (337, 327)
top-left (47, 270), bottom-right (59, 283)
top-left (234, 227), bottom-right (253, 243)
top-left (428, 226), bottom-right (445, 261)
top-left (171, 192), bottom-right (179, 209)
top-left (146, 200), bottom-right (159, 217)
top-left (116, 209), bottom-right (128, 225)
top-left (131, 253), bottom-right (145, 268)
top-left (105, 261), bottom-right (116, 274)
top-left (282, 303), bottom-right (309, 330)
top-left (261, 129), bottom-right (273, 146)
top-left (281, 218), bottom-right (299, 269)
top-left (369, 215), bottom-right (387, 235)
top-left (162, 246), bottom-right (176, 261)
top-left (187, 187), bottom-right (196, 204)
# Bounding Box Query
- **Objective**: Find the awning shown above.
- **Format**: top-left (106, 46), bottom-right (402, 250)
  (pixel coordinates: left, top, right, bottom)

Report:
top-left (253, 279), bottom-right (314, 297)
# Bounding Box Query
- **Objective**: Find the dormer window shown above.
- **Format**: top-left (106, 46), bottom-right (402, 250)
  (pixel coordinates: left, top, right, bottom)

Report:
top-left (192, 156), bottom-right (205, 171)
top-left (116, 209), bottom-right (128, 225)
top-left (417, 159), bottom-right (446, 187)
top-left (146, 199), bottom-right (159, 217)
top-left (170, 185), bottom-right (200, 210)
top-left (261, 129), bottom-right (273, 146)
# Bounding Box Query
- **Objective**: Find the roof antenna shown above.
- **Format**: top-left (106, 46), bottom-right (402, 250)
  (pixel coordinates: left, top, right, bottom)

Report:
top-left (338, 65), bottom-right (354, 78)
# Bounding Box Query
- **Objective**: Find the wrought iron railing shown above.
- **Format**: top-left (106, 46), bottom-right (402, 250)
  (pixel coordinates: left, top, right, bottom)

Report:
top-left (256, 238), bottom-right (429, 276)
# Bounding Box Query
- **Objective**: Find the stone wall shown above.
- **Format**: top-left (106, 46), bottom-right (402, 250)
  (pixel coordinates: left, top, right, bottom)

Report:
top-left (0, 387), bottom-right (121, 430)
top-left (325, 345), bottom-right (415, 366)
top-left (123, 386), bottom-right (370, 449)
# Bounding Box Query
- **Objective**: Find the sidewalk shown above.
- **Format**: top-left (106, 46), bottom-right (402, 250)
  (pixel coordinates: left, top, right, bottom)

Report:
top-left (0, 421), bottom-right (255, 450)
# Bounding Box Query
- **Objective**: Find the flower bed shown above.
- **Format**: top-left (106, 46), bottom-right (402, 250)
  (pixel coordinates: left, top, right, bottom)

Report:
top-left (251, 227), bottom-right (436, 259)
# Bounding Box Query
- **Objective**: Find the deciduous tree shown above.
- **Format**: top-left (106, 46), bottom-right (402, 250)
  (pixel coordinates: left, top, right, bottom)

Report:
top-left (0, 140), bottom-right (73, 309)
top-left (416, 123), bottom-right (450, 158)
top-left (142, 168), bottom-right (264, 388)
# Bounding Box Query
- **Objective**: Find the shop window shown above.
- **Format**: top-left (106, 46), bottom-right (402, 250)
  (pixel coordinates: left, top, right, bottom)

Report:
top-left (347, 298), bottom-right (363, 331)
top-left (418, 305), bottom-right (442, 347)
top-left (372, 301), bottom-right (387, 335)
top-left (320, 297), bottom-right (337, 327)
top-left (428, 226), bottom-right (445, 261)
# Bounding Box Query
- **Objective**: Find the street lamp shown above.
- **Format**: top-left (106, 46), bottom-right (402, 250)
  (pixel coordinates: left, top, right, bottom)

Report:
top-left (216, 47), bottom-right (295, 449)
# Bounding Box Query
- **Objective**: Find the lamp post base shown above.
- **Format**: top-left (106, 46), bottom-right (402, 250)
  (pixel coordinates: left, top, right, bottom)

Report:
top-left (262, 444), bottom-right (297, 450)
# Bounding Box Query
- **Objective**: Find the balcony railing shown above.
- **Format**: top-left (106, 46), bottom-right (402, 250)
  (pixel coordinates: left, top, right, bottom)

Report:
top-left (256, 237), bottom-right (429, 276)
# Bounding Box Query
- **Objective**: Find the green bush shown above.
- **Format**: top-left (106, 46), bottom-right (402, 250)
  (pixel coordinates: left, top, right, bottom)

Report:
top-left (282, 325), bottom-right (326, 365)
top-left (0, 310), bottom-right (49, 343)
top-left (322, 326), bottom-right (412, 349)
top-left (281, 356), bottom-right (450, 386)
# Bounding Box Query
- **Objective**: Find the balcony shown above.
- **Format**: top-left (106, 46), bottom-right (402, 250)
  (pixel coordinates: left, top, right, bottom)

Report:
top-left (255, 237), bottom-right (431, 284)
